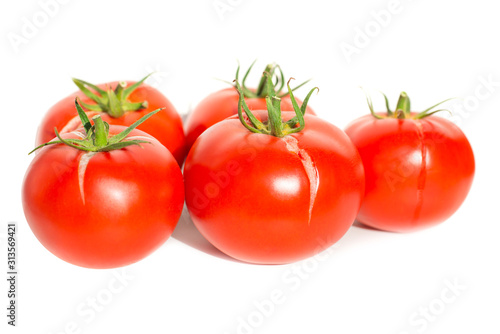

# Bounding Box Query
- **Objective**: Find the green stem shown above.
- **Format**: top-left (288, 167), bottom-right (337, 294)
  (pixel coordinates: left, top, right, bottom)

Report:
top-left (395, 92), bottom-right (411, 119)
top-left (266, 96), bottom-right (284, 137)
top-left (92, 115), bottom-right (108, 147)
top-left (256, 64), bottom-right (275, 96)
top-left (107, 88), bottom-right (124, 118)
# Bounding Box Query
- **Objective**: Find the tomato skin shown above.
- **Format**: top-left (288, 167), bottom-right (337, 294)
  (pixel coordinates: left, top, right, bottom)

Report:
top-left (36, 81), bottom-right (187, 165)
top-left (345, 113), bottom-right (475, 232)
top-left (23, 127), bottom-right (184, 268)
top-left (184, 87), bottom-right (316, 153)
top-left (184, 112), bottom-right (364, 264)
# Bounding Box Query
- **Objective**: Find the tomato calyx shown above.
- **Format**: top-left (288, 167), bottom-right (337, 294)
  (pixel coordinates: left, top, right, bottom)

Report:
top-left (29, 99), bottom-right (162, 154)
top-left (364, 90), bottom-right (454, 120)
top-left (235, 72), bottom-right (318, 138)
top-left (72, 73), bottom-right (153, 118)
top-left (227, 61), bottom-right (311, 99)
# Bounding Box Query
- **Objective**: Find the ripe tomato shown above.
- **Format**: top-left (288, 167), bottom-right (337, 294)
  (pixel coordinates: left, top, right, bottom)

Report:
top-left (36, 75), bottom-right (187, 165)
top-left (345, 92), bottom-right (475, 232)
top-left (184, 78), bottom-right (364, 264)
top-left (184, 62), bottom-right (316, 152)
top-left (23, 105), bottom-right (184, 268)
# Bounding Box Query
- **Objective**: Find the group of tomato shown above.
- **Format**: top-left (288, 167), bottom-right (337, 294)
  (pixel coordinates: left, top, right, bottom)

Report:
top-left (22, 63), bottom-right (475, 269)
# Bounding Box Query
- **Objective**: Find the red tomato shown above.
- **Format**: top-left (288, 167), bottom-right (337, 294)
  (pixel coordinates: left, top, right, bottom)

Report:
top-left (184, 110), bottom-right (364, 264)
top-left (184, 63), bottom-right (316, 152)
top-left (345, 94), bottom-right (475, 232)
top-left (36, 79), bottom-right (187, 165)
top-left (23, 126), bottom-right (184, 268)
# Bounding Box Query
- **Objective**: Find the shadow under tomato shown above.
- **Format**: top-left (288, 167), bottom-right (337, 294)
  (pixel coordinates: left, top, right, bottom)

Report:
top-left (352, 220), bottom-right (406, 234)
top-left (352, 220), bottom-right (383, 231)
top-left (171, 206), bottom-right (241, 263)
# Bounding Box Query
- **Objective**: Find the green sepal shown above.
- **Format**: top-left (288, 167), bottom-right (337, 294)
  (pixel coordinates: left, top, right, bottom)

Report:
top-left (72, 73), bottom-right (152, 118)
top-left (361, 88), bottom-right (384, 119)
top-left (414, 98), bottom-right (455, 119)
top-left (29, 100), bottom-right (163, 155)
top-left (364, 90), bottom-right (455, 120)
top-left (381, 92), bottom-right (393, 116)
top-left (232, 61), bottom-right (311, 100)
top-left (75, 98), bottom-right (92, 135)
top-left (72, 78), bottom-right (105, 102)
top-left (28, 138), bottom-right (87, 155)
top-left (98, 140), bottom-right (150, 152)
top-left (414, 108), bottom-right (452, 119)
top-left (54, 128), bottom-right (95, 152)
top-left (78, 100), bottom-right (105, 112)
top-left (122, 73), bottom-right (153, 100)
top-left (283, 78), bottom-right (306, 135)
top-left (234, 73), bottom-right (314, 138)
top-left (285, 85), bottom-right (318, 128)
top-left (277, 77), bottom-right (311, 98)
top-left (234, 80), bottom-right (267, 133)
top-left (108, 108), bottom-right (162, 144)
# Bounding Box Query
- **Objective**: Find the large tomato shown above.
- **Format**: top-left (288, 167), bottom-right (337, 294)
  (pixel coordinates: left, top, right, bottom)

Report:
top-left (184, 79), bottom-right (364, 264)
top-left (36, 75), bottom-right (187, 165)
top-left (345, 92), bottom-right (475, 232)
top-left (184, 63), bottom-right (316, 152)
top-left (23, 105), bottom-right (184, 268)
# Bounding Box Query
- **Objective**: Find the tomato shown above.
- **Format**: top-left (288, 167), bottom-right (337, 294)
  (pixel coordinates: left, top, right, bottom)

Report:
top-left (184, 78), bottom-right (364, 264)
top-left (184, 63), bottom-right (316, 152)
top-left (36, 75), bottom-right (187, 165)
top-left (345, 92), bottom-right (475, 232)
top-left (23, 105), bottom-right (184, 268)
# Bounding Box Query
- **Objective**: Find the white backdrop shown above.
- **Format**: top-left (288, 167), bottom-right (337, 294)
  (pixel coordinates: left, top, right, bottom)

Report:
top-left (1, 0), bottom-right (499, 333)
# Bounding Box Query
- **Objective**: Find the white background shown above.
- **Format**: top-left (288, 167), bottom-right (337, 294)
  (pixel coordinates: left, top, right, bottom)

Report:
top-left (1, 0), bottom-right (499, 333)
